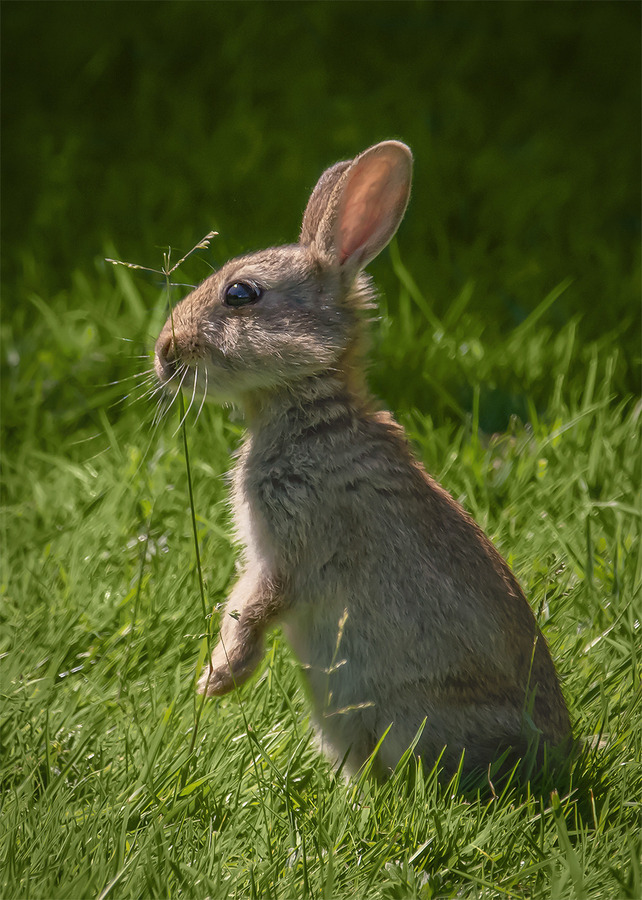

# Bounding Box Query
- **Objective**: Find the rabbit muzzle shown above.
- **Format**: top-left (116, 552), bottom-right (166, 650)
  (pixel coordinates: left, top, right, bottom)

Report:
top-left (155, 332), bottom-right (179, 381)
top-left (154, 318), bottom-right (217, 388)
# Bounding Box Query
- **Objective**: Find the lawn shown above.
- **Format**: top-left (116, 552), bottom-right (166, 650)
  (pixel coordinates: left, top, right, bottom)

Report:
top-left (1, 3), bottom-right (640, 898)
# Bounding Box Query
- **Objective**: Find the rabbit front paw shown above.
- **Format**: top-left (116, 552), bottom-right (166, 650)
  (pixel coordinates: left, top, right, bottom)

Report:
top-left (197, 633), bottom-right (264, 696)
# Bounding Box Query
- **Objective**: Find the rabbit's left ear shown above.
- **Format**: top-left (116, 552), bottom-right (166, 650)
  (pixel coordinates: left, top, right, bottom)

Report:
top-left (332, 141), bottom-right (412, 276)
top-left (301, 141), bottom-right (413, 277)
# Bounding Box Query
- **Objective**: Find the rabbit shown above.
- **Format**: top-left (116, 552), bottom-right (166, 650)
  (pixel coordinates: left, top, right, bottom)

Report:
top-left (154, 140), bottom-right (572, 781)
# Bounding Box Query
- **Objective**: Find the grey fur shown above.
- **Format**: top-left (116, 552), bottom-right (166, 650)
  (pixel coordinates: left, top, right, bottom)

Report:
top-left (155, 141), bottom-right (571, 779)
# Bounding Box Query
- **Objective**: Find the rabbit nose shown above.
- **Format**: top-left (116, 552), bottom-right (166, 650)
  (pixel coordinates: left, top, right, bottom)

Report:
top-left (155, 333), bottom-right (178, 378)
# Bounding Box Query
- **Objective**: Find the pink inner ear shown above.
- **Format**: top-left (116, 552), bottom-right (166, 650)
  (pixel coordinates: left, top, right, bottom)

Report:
top-left (338, 158), bottom-right (395, 264)
top-left (336, 154), bottom-right (408, 266)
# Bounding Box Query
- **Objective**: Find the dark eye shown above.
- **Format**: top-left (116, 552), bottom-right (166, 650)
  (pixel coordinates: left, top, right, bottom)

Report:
top-left (223, 281), bottom-right (262, 308)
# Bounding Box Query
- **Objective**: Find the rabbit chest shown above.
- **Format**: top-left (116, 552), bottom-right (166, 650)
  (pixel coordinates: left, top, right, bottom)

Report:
top-left (232, 425), bottom-right (370, 681)
top-left (231, 405), bottom-right (521, 710)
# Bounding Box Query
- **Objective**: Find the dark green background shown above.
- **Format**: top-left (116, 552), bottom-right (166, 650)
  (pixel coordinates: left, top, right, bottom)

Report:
top-left (3, 1), bottom-right (640, 418)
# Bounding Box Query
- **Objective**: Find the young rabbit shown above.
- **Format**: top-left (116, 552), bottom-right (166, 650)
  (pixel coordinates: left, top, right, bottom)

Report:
top-left (155, 141), bottom-right (571, 780)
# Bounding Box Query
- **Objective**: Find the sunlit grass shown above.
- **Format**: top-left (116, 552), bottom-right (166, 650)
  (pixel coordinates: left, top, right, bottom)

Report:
top-left (1, 246), bottom-right (640, 897)
top-left (2, 3), bottom-right (640, 894)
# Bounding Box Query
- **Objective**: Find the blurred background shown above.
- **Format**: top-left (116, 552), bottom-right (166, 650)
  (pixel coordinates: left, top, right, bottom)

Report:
top-left (2, 0), bottom-right (640, 437)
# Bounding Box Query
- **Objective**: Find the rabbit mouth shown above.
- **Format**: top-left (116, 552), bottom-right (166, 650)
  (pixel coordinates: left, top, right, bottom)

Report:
top-left (155, 329), bottom-right (233, 393)
top-left (155, 350), bottom-right (263, 409)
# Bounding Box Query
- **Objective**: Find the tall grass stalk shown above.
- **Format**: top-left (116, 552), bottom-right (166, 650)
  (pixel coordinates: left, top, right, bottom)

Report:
top-left (114, 240), bottom-right (278, 866)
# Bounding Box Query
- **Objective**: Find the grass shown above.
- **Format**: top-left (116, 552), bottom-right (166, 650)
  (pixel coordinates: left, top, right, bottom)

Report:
top-left (1, 241), bottom-right (640, 897)
top-left (2, 4), bottom-right (640, 896)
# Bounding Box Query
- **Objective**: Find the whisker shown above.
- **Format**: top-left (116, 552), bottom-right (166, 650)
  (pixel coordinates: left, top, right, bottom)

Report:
top-left (115, 341), bottom-right (155, 356)
top-left (173, 365), bottom-right (199, 436)
top-left (68, 432), bottom-right (103, 447)
top-left (162, 365), bottom-right (189, 421)
top-left (109, 392), bottom-right (136, 411)
top-left (125, 386), bottom-right (159, 410)
top-left (195, 365), bottom-right (208, 425)
top-left (84, 445), bottom-right (113, 464)
top-left (168, 282), bottom-right (197, 291)
top-left (152, 393), bottom-right (172, 428)
top-left (146, 357), bottom-right (187, 404)
top-left (136, 378), bottom-right (163, 397)
top-left (170, 364), bottom-right (188, 394)
top-left (98, 369), bottom-right (156, 388)
top-left (106, 373), bottom-right (160, 412)
top-left (163, 361), bottom-right (188, 393)
top-left (150, 384), bottom-right (168, 424)
top-left (151, 364), bottom-right (188, 424)
top-left (132, 372), bottom-right (162, 395)
top-left (142, 382), bottom-right (166, 403)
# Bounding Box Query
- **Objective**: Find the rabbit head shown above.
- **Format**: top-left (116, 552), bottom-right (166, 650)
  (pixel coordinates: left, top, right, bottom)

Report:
top-left (155, 141), bottom-right (412, 403)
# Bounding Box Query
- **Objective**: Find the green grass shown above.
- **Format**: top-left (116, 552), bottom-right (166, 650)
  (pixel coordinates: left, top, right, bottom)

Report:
top-left (2, 3), bottom-right (640, 897)
top-left (1, 248), bottom-right (640, 898)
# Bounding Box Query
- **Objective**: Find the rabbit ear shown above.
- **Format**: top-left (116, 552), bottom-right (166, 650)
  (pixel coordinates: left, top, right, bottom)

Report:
top-left (301, 141), bottom-right (413, 277)
top-left (300, 159), bottom-right (352, 247)
top-left (335, 141), bottom-right (412, 273)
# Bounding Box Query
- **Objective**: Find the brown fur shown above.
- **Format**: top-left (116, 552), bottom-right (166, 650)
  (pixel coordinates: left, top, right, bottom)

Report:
top-left (155, 141), bottom-right (571, 779)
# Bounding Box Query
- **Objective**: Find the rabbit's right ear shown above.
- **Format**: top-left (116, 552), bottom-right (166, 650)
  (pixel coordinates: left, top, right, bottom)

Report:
top-left (300, 159), bottom-right (352, 248)
top-left (300, 141), bottom-right (413, 278)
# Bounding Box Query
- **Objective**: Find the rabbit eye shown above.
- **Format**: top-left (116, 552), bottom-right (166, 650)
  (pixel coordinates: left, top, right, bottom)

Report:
top-left (223, 281), bottom-right (262, 308)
